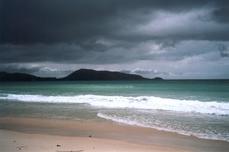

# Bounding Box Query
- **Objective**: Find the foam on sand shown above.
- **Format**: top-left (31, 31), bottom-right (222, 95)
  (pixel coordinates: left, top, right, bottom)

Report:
top-left (97, 112), bottom-right (229, 142)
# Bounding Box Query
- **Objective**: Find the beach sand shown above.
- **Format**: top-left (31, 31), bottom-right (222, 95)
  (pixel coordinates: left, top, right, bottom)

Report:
top-left (0, 129), bottom-right (175, 152)
top-left (0, 117), bottom-right (228, 152)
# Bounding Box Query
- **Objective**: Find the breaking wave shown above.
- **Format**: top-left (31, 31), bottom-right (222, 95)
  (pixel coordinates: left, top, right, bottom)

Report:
top-left (0, 93), bottom-right (229, 115)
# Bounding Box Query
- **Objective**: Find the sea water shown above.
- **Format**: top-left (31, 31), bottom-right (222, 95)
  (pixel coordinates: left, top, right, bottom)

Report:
top-left (0, 80), bottom-right (228, 141)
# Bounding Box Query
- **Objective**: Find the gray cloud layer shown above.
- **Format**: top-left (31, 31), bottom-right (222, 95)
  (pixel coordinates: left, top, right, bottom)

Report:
top-left (0, 0), bottom-right (229, 78)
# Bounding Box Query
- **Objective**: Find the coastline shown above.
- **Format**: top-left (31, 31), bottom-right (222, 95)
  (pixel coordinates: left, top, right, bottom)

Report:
top-left (0, 117), bottom-right (228, 152)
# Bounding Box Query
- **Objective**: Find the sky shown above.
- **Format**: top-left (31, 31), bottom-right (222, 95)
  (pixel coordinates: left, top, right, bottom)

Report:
top-left (0, 0), bottom-right (229, 79)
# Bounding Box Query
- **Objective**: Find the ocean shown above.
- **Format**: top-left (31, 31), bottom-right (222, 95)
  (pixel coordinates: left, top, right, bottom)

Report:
top-left (0, 80), bottom-right (228, 142)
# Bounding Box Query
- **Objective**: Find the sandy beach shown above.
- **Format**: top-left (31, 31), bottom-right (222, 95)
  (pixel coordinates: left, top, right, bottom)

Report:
top-left (0, 117), bottom-right (228, 152)
top-left (1, 129), bottom-right (172, 152)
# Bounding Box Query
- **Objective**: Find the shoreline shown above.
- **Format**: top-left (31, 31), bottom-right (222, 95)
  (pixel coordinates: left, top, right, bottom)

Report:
top-left (0, 117), bottom-right (228, 152)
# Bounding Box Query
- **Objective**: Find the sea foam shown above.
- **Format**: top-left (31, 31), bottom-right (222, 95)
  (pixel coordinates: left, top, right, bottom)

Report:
top-left (0, 93), bottom-right (229, 115)
top-left (97, 112), bottom-right (229, 142)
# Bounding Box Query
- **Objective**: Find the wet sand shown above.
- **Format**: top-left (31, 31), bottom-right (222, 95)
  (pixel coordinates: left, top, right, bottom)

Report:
top-left (0, 117), bottom-right (228, 152)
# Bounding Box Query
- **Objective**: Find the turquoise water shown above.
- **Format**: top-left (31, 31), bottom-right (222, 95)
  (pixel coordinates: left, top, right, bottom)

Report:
top-left (0, 80), bottom-right (229, 141)
top-left (1, 80), bottom-right (229, 100)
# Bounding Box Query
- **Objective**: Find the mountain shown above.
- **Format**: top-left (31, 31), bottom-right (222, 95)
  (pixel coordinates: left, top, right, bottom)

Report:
top-left (0, 72), bottom-right (56, 81)
top-left (0, 69), bottom-right (163, 81)
top-left (62, 69), bottom-right (148, 81)
top-left (153, 77), bottom-right (163, 80)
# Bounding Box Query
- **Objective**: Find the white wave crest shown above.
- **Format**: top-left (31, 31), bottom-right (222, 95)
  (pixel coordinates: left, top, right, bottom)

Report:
top-left (0, 93), bottom-right (229, 115)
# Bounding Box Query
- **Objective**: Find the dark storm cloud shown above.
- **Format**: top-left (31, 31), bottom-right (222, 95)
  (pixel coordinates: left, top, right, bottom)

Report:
top-left (0, 43), bottom-right (86, 63)
top-left (1, 0), bottom-right (228, 45)
top-left (0, 64), bottom-right (41, 74)
top-left (218, 44), bottom-right (229, 57)
top-left (0, 0), bottom-right (229, 78)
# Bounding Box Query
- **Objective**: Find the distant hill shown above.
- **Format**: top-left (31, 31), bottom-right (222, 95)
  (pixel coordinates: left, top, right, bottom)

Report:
top-left (0, 72), bottom-right (56, 81)
top-left (153, 77), bottom-right (163, 80)
top-left (62, 69), bottom-right (148, 81)
top-left (0, 69), bottom-right (163, 81)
